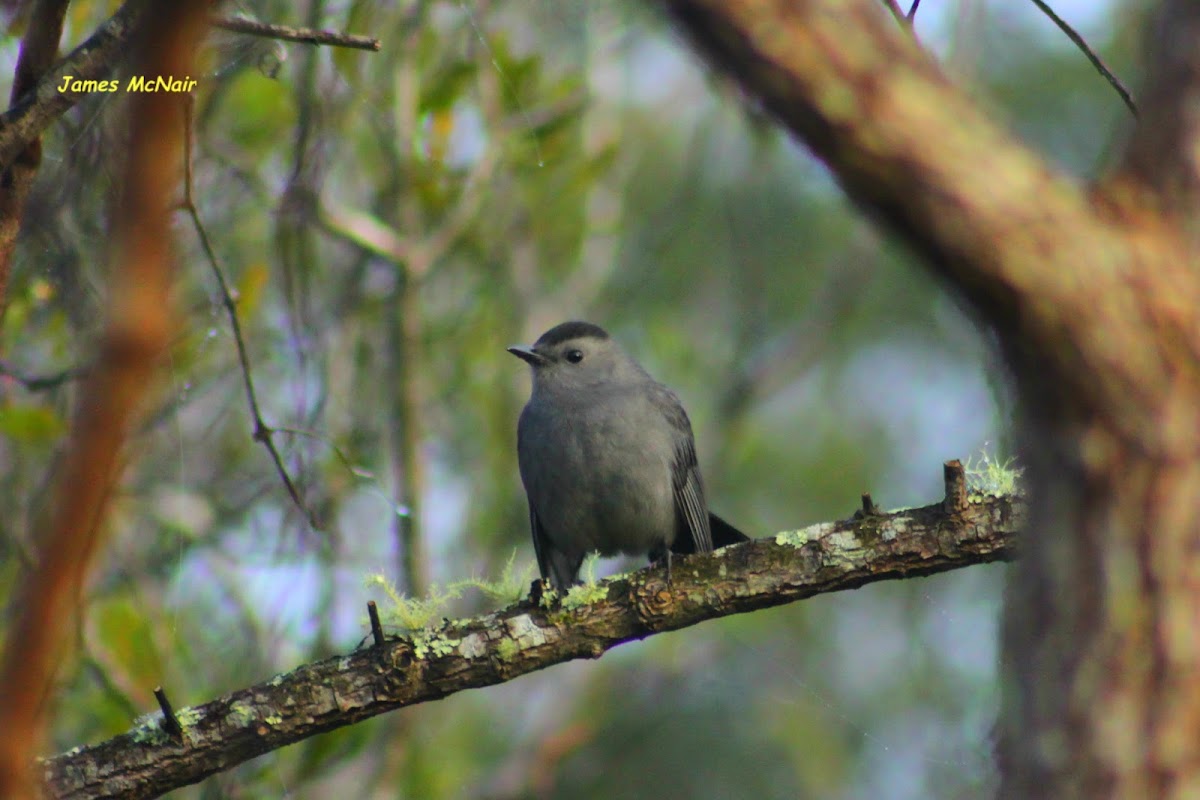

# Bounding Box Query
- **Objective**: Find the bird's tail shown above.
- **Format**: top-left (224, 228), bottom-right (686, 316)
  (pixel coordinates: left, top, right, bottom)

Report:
top-left (708, 512), bottom-right (750, 548)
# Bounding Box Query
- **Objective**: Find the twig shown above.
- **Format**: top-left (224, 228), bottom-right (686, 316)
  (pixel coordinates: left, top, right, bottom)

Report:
top-left (274, 426), bottom-right (411, 518)
top-left (0, 359), bottom-right (88, 391)
top-left (178, 98), bottom-right (319, 530)
top-left (210, 15), bottom-right (380, 51)
top-left (366, 601), bottom-right (384, 648)
top-left (943, 459), bottom-right (969, 512)
top-left (907, 0), bottom-right (920, 21)
top-left (153, 687), bottom-right (184, 742)
top-left (274, 426), bottom-right (366, 476)
top-left (1029, 0), bottom-right (1137, 117)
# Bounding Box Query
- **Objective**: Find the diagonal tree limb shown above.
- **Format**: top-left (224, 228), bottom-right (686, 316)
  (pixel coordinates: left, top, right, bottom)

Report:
top-left (43, 467), bottom-right (1021, 800)
top-left (0, 0), bottom-right (71, 329)
top-left (0, 1), bottom-right (146, 172)
top-left (0, 358), bottom-right (89, 391)
top-left (653, 0), bottom-right (1200, 458)
top-left (0, 6), bottom-right (385, 175)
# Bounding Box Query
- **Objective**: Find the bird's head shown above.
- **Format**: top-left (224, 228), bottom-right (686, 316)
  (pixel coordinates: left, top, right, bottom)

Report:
top-left (508, 321), bottom-right (643, 394)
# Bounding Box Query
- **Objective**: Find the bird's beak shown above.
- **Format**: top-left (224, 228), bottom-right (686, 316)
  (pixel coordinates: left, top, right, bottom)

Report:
top-left (507, 345), bottom-right (545, 366)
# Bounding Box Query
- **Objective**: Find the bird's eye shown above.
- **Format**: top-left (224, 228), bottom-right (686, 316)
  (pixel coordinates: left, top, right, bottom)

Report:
top-left (565, 349), bottom-right (584, 364)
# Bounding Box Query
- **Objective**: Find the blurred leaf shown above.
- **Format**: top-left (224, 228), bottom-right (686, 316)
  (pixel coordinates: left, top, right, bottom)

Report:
top-left (219, 70), bottom-right (296, 151)
top-left (485, 33), bottom-right (544, 113)
top-left (0, 404), bottom-right (66, 443)
top-left (88, 593), bottom-right (167, 689)
top-left (420, 60), bottom-right (478, 113)
top-left (332, 0), bottom-right (378, 78)
top-left (236, 261), bottom-right (271, 318)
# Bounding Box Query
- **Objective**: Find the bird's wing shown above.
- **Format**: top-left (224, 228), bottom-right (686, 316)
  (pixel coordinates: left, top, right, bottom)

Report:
top-left (528, 505), bottom-right (552, 583)
top-left (652, 384), bottom-right (714, 554)
top-left (518, 406), bottom-right (554, 582)
top-left (674, 454), bottom-right (713, 553)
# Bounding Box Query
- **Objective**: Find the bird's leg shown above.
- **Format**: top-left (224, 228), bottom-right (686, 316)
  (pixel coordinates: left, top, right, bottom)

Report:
top-left (528, 577), bottom-right (551, 607)
top-left (649, 545), bottom-right (672, 587)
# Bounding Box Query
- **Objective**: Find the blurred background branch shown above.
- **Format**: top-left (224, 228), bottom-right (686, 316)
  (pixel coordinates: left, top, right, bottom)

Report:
top-left (0, 3), bottom-right (208, 797)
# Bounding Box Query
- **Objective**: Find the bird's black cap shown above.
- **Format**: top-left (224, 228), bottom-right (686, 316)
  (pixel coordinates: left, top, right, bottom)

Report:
top-left (533, 321), bottom-right (610, 349)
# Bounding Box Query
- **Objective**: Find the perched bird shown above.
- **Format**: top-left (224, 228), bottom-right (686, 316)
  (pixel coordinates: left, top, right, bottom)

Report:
top-left (508, 321), bottom-right (749, 589)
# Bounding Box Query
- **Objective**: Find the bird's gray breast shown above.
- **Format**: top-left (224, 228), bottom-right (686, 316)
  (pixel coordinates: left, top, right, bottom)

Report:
top-left (518, 386), bottom-right (677, 559)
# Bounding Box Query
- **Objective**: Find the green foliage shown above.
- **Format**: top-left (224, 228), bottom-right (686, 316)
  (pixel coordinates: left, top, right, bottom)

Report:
top-left (0, 403), bottom-right (66, 443)
top-left (129, 715), bottom-right (171, 746)
top-left (365, 550), bottom-right (536, 634)
top-left (964, 447), bottom-right (1025, 495)
top-left (420, 61), bottom-right (479, 114)
top-left (453, 549), bottom-right (538, 606)
top-left (561, 580), bottom-right (609, 610)
top-left (366, 572), bottom-right (464, 632)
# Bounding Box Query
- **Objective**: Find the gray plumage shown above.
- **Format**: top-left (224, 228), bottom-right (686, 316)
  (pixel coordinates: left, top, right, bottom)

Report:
top-left (508, 321), bottom-right (747, 589)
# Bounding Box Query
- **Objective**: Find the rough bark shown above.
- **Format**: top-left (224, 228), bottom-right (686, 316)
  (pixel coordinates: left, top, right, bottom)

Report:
top-left (652, 0), bottom-right (1200, 797)
top-left (44, 473), bottom-right (1019, 799)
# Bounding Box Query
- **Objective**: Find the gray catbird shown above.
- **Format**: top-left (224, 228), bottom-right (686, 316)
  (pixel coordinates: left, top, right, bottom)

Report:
top-left (508, 321), bottom-right (749, 589)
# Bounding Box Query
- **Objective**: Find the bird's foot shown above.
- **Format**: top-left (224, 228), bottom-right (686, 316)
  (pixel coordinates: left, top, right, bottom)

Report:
top-left (649, 547), bottom-right (673, 588)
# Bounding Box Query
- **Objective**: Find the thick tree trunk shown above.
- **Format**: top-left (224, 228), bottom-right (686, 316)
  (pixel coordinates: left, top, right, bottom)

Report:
top-left (1000, 404), bottom-right (1200, 796)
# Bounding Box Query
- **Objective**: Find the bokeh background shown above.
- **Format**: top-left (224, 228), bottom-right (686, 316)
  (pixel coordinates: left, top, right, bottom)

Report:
top-left (0, 1), bottom-right (1141, 797)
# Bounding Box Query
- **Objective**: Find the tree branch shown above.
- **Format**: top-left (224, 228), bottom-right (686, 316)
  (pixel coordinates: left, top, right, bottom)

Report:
top-left (653, 0), bottom-right (1200, 457)
top-left (654, 0), bottom-right (1095, 310)
top-left (178, 100), bottom-right (320, 531)
top-left (0, 7), bottom-right (384, 174)
top-left (0, 0), bottom-right (70, 325)
top-left (1028, 0), bottom-right (1136, 116)
top-left (0, 1), bottom-right (145, 171)
top-left (44, 465), bottom-right (1021, 799)
top-left (0, 359), bottom-right (89, 391)
top-left (209, 15), bottom-right (380, 51)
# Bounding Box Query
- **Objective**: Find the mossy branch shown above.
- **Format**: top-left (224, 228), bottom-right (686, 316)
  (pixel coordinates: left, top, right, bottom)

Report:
top-left (44, 463), bottom-right (1019, 800)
